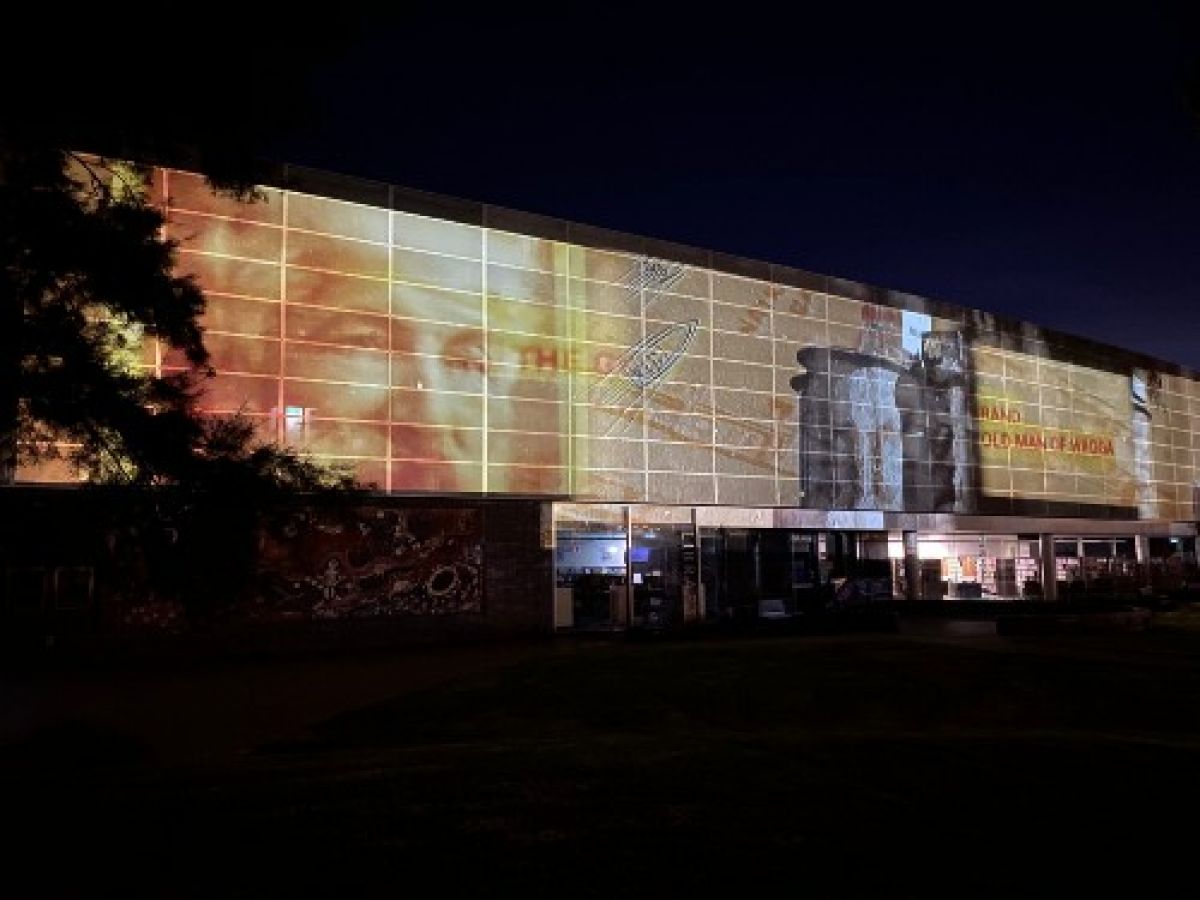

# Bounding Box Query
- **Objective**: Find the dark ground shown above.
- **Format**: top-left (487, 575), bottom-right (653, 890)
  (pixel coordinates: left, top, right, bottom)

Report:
top-left (3, 612), bottom-right (1199, 899)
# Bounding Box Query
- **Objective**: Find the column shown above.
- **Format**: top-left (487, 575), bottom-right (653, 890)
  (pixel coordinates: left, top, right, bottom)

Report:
top-left (903, 530), bottom-right (920, 602)
top-left (691, 507), bottom-right (704, 621)
top-left (1039, 534), bottom-right (1057, 603)
top-left (1135, 534), bottom-right (1153, 595)
top-left (622, 504), bottom-right (633, 628)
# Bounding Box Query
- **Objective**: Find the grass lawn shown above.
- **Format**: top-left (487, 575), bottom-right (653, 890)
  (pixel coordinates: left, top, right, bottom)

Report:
top-left (5, 622), bottom-right (1200, 898)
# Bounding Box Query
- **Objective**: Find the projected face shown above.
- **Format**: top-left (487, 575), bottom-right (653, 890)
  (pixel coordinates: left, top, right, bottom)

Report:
top-left (176, 186), bottom-right (571, 493)
top-left (389, 254), bottom-right (566, 494)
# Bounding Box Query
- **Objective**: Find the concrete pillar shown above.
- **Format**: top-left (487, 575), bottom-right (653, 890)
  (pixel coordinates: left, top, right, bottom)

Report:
top-left (1039, 534), bottom-right (1057, 603)
top-left (903, 530), bottom-right (920, 602)
top-left (1135, 534), bottom-right (1153, 592)
top-left (623, 505), bottom-right (634, 628)
top-left (692, 507), bottom-right (704, 621)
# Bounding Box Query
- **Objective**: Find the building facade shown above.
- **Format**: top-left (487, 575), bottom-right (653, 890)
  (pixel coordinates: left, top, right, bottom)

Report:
top-left (11, 162), bottom-right (1200, 634)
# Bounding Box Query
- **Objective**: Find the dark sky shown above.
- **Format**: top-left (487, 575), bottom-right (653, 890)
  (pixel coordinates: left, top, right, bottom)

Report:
top-left (271, 6), bottom-right (1200, 369)
top-left (23, 5), bottom-right (1200, 369)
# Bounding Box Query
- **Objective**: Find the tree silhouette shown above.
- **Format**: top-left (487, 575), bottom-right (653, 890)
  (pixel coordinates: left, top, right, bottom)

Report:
top-left (2, 145), bottom-right (195, 481)
top-left (0, 4), bottom-right (386, 483)
top-left (0, 142), bottom-right (361, 625)
top-left (0, 143), bottom-right (354, 494)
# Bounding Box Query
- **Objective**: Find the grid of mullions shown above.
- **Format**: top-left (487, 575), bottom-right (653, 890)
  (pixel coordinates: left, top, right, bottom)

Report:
top-left (1142, 373), bottom-right (1200, 521)
top-left (970, 348), bottom-right (1199, 520)
top-left (117, 167), bottom-right (1200, 514)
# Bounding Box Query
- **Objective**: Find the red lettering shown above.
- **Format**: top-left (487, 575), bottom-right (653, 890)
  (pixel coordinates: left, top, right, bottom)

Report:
top-left (862, 306), bottom-right (901, 325)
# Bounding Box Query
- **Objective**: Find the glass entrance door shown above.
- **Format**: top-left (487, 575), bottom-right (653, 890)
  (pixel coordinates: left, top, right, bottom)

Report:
top-left (629, 525), bottom-right (686, 628)
top-left (553, 504), bottom-right (629, 630)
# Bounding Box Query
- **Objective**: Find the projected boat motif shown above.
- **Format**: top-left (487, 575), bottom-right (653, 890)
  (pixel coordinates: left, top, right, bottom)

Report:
top-left (621, 319), bottom-right (699, 388)
top-left (591, 317), bottom-right (699, 403)
top-left (620, 257), bottom-right (686, 302)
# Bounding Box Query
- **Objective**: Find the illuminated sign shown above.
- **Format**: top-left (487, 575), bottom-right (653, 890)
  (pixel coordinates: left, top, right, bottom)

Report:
top-left (975, 402), bottom-right (1116, 457)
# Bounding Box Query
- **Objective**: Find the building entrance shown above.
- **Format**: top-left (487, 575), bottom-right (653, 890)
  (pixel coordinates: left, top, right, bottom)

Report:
top-left (700, 528), bottom-right (891, 621)
top-left (629, 525), bottom-right (688, 628)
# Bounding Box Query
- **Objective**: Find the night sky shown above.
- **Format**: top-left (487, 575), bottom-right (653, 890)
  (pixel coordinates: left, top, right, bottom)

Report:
top-left (21, 6), bottom-right (1200, 369)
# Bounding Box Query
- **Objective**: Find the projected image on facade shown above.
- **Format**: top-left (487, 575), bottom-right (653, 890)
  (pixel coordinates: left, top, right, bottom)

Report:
top-left (790, 309), bottom-right (974, 513)
top-left (22, 164), bottom-right (1198, 524)
top-left (969, 344), bottom-right (1139, 510)
top-left (159, 172), bottom-right (574, 494)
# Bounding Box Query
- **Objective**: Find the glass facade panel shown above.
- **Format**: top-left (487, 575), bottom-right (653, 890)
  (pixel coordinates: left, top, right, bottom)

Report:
top-left (202, 296), bottom-right (281, 338)
top-left (285, 306), bottom-right (389, 349)
top-left (178, 253), bottom-right (281, 300)
top-left (198, 373), bottom-right (279, 414)
top-left (391, 424), bottom-right (482, 462)
top-left (287, 230), bottom-right (388, 278)
top-left (393, 212), bottom-right (482, 259)
top-left (392, 247), bottom-right (482, 294)
top-left (170, 210), bottom-right (282, 262)
top-left (286, 381), bottom-right (388, 421)
top-left (287, 268), bottom-right (388, 314)
top-left (284, 343), bottom-right (388, 385)
top-left (206, 334), bottom-right (279, 376)
top-left (166, 170), bottom-right (282, 224)
top-left (288, 193), bottom-right (388, 242)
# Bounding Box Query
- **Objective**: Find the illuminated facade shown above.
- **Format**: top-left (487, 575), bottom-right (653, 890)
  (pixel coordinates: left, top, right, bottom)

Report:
top-left (15, 163), bottom-right (1200, 630)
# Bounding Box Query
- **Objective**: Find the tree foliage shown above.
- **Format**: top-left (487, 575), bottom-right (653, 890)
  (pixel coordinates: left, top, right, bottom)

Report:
top-left (0, 24), bottom-right (376, 626)
top-left (0, 143), bottom-right (356, 495)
